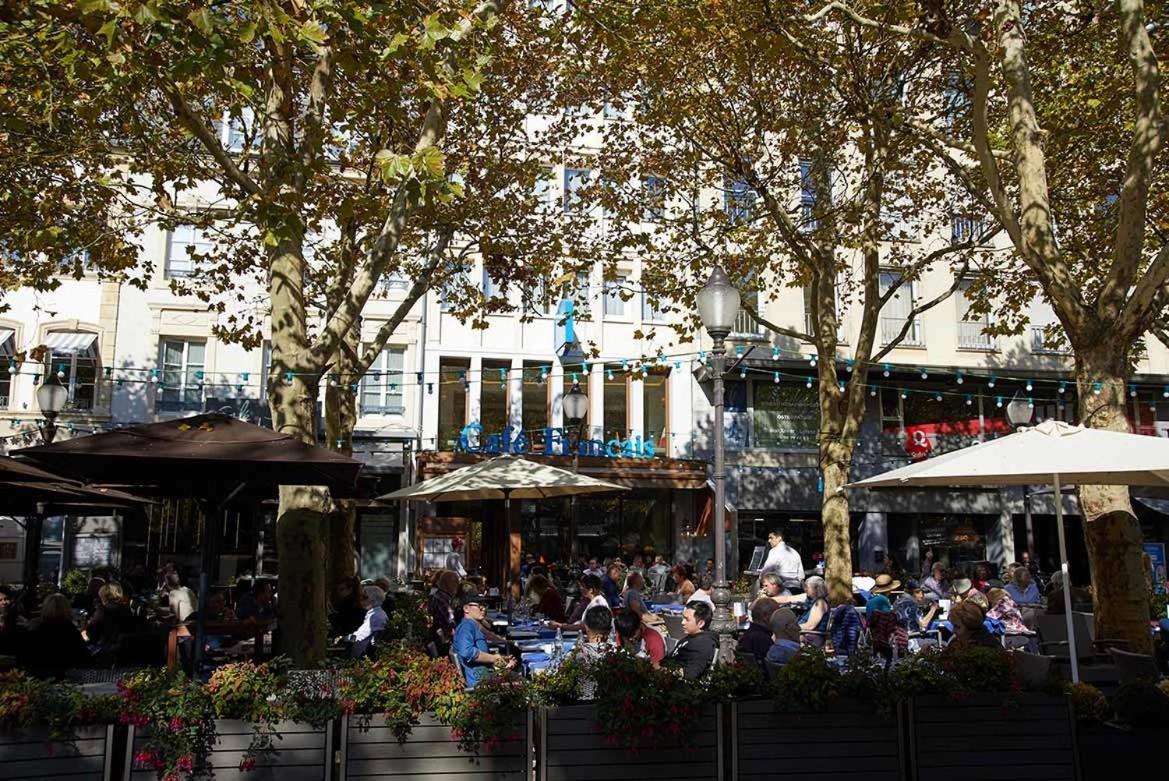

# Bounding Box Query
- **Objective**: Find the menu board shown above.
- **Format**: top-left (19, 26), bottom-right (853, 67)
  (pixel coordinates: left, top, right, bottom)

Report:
top-left (72, 535), bottom-right (115, 569)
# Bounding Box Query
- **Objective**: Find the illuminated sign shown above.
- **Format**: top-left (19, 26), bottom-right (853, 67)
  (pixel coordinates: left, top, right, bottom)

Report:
top-left (456, 423), bottom-right (657, 459)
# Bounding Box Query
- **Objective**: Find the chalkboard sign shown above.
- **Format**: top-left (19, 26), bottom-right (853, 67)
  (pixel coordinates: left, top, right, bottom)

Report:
top-left (747, 545), bottom-right (767, 573)
top-left (72, 535), bottom-right (115, 569)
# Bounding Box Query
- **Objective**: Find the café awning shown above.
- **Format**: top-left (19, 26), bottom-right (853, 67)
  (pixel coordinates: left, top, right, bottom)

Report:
top-left (42, 331), bottom-right (98, 356)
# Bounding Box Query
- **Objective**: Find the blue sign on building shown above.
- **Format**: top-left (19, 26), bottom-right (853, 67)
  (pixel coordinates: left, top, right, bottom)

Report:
top-left (457, 422), bottom-right (656, 459)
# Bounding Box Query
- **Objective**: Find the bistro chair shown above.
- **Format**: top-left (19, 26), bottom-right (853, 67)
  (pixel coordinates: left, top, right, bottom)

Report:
top-left (1110, 647), bottom-right (1163, 683)
top-left (661, 614), bottom-right (686, 641)
top-left (733, 648), bottom-right (762, 671)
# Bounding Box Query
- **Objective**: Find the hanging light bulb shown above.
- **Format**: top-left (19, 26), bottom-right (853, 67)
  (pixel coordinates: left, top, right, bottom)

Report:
top-left (284, 371), bottom-right (293, 383)
top-left (839, 381), bottom-right (846, 393)
top-left (1025, 378), bottom-right (1034, 392)
top-left (956, 372), bottom-right (964, 385)
top-left (771, 347), bottom-right (780, 360)
top-left (739, 367), bottom-right (747, 379)
top-left (673, 360), bottom-right (681, 369)
top-left (995, 396), bottom-right (1004, 408)
top-left (1129, 385), bottom-right (1138, 398)
top-left (809, 354), bottom-right (817, 367)
top-left (1058, 381), bottom-right (1067, 394)
top-left (882, 363), bottom-right (890, 378)
top-left (1093, 381), bottom-right (1102, 395)
top-left (920, 368), bottom-right (929, 380)
top-left (805, 377), bottom-right (813, 389)
top-left (150, 368), bottom-right (159, 383)
top-left (1028, 397), bottom-right (1035, 408)
top-left (899, 388), bottom-right (907, 400)
top-left (965, 395), bottom-right (973, 406)
top-left (935, 392), bottom-right (943, 402)
top-left (869, 385), bottom-right (877, 397)
top-left (988, 375), bottom-right (996, 388)
top-left (773, 371), bottom-right (780, 383)
top-left (607, 368), bottom-right (614, 380)
top-left (1162, 385), bottom-right (1169, 399)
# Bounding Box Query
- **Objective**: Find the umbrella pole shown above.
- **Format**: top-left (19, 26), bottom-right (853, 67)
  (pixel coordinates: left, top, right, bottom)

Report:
top-left (1053, 473), bottom-right (1079, 684)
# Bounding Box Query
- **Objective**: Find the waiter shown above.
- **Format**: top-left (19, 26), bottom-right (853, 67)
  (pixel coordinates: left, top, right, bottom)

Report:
top-left (760, 529), bottom-right (804, 592)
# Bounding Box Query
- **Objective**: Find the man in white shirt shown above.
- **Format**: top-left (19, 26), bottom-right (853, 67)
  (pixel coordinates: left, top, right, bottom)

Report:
top-left (760, 530), bottom-right (804, 592)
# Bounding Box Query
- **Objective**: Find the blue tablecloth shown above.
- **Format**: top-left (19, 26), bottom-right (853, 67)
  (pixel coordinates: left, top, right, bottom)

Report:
top-left (521, 643), bottom-right (575, 675)
top-left (648, 602), bottom-right (684, 614)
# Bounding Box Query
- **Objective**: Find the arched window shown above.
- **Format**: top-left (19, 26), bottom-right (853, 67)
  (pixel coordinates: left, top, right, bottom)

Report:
top-left (43, 331), bottom-right (100, 411)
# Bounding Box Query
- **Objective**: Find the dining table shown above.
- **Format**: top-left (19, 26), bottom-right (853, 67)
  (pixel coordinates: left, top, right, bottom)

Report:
top-left (488, 612), bottom-right (579, 676)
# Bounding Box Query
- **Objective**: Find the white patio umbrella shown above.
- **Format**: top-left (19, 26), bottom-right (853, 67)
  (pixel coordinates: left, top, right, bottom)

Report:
top-left (847, 419), bottom-right (1169, 682)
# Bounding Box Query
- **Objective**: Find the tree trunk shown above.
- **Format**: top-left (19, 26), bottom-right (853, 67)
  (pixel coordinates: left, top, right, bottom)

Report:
top-left (1074, 347), bottom-right (1152, 653)
top-left (323, 334), bottom-right (360, 586)
top-left (270, 373), bottom-right (330, 666)
top-left (821, 436), bottom-right (855, 606)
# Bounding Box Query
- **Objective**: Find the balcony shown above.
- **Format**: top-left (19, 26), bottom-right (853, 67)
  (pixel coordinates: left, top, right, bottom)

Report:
top-left (730, 309), bottom-right (765, 340)
top-left (1031, 325), bottom-right (1070, 355)
top-left (957, 321), bottom-right (994, 350)
top-left (880, 317), bottom-right (923, 347)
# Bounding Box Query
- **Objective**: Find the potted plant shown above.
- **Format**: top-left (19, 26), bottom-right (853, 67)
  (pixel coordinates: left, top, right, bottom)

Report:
top-left (0, 671), bottom-right (120, 781)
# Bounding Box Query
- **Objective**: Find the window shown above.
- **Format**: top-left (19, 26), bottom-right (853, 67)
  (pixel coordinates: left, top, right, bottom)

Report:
top-left (534, 167), bottom-right (557, 211)
top-left (799, 160), bottom-right (818, 231)
top-left (724, 176), bottom-right (755, 224)
top-left (731, 289), bottom-right (763, 338)
top-left (220, 107), bottom-right (256, 153)
top-left (481, 360), bottom-right (511, 435)
top-left (437, 358), bottom-right (470, 450)
top-left (642, 371), bottom-right (668, 448)
top-left (564, 165), bottom-right (594, 214)
top-left (158, 338), bottom-right (205, 412)
top-left (951, 213), bottom-right (990, 245)
top-left (59, 249), bottom-right (94, 276)
top-left (642, 175), bottom-right (665, 222)
top-left (943, 70), bottom-right (972, 130)
top-left (361, 347), bottom-right (406, 414)
top-left (604, 275), bottom-right (627, 317)
top-left (439, 267), bottom-right (470, 312)
top-left (753, 383), bottom-right (819, 449)
top-left (482, 267), bottom-right (502, 299)
top-left (44, 331), bottom-right (100, 411)
top-left (878, 271), bottom-right (923, 346)
top-left (956, 279), bottom-right (993, 349)
top-left (165, 224), bottom-right (213, 279)
top-left (380, 273), bottom-right (410, 293)
top-left (603, 366), bottom-right (628, 441)
top-left (0, 327), bottom-right (13, 410)
top-left (522, 363), bottom-right (549, 451)
top-left (641, 290), bottom-right (668, 322)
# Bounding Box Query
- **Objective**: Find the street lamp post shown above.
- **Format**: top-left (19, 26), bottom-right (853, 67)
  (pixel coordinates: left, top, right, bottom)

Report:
top-left (1005, 394), bottom-right (1036, 560)
top-left (696, 266), bottom-right (741, 662)
top-left (24, 373), bottom-right (68, 588)
top-left (563, 381), bottom-right (589, 564)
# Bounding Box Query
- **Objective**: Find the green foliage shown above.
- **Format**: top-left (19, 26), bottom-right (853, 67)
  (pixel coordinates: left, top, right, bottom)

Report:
top-left (1066, 682), bottom-right (1110, 723)
top-left (117, 667), bottom-right (214, 779)
top-left (446, 674), bottom-right (528, 755)
top-left (383, 590), bottom-right (431, 643)
top-left (1113, 679), bottom-right (1169, 728)
top-left (60, 569), bottom-right (91, 598)
top-left (589, 649), bottom-right (699, 750)
top-left (772, 648), bottom-right (843, 711)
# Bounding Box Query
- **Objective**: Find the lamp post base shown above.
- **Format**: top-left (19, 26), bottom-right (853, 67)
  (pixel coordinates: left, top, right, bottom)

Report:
top-left (710, 579), bottom-right (736, 663)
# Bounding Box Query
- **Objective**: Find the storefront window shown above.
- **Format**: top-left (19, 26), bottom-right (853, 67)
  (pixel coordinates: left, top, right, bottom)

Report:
top-left (603, 367), bottom-right (627, 441)
top-left (905, 514), bottom-right (995, 572)
top-left (642, 371), bottom-right (668, 447)
top-left (753, 382), bottom-right (818, 449)
top-left (481, 360), bottom-right (510, 435)
top-left (569, 492), bottom-right (671, 563)
top-left (521, 363), bottom-right (548, 451)
top-left (437, 358), bottom-right (469, 450)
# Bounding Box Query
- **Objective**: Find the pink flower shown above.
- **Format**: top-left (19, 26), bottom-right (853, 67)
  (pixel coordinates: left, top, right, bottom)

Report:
top-left (341, 698), bottom-right (356, 715)
top-left (239, 757), bottom-right (257, 771)
top-left (168, 716), bottom-right (184, 732)
top-left (133, 750), bottom-right (155, 768)
top-left (176, 755), bottom-right (193, 771)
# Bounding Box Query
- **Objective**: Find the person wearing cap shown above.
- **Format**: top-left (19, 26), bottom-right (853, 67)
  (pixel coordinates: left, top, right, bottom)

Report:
top-left (893, 580), bottom-right (938, 635)
top-left (453, 597), bottom-right (515, 689)
top-left (865, 574), bottom-right (900, 615)
top-left (951, 578), bottom-right (989, 610)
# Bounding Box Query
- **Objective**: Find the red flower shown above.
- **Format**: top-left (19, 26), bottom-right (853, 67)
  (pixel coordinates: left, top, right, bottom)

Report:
top-left (168, 716), bottom-right (185, 732)
top-left (176, 755), bottom-right (193, 771)
top-left (133, 750), bottom-right (155, 768)
top-left (341, 698), bottom-right (356, 715)
top-left (239, 757), bottom-right (257, 771)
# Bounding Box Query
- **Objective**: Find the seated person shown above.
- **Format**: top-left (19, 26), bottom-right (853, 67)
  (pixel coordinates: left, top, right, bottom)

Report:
top-left (453, 597), bottom-right (514, 688)
top-left (689, 575), bottom-right (715, 609)
top-left (340, 585), bottom-right (389, 658)
top-left (986, 588), bottom-right (1037, 651)
top-left (865, 574), bottom-right (900, 614)
top-left (666, 601), bottom-right (717, 680)
top-left (796, 576), bottom-right (831, 644)
top-left (550, 574), bottom-right (607, 632)
top-left (950, 578), bottom-right (989, 610)
top-left (756, 573), bottom-right (787, 604)
top-left (85, 582), bottom-right (137, 652)
top-left (614, 607), bottom-right (665, 667)
top-left (736, 599), bottom-right (778, 664)
top-left (572, 606), bottom-right (615, 665)
top-left (949, 600), bottom-right (999, 649)
top-left (236, 580), bottom-right (275, 622)
top-left (602, 564), bottom-right (623, 609)
top-left (19, 593), bottom-right (89, 679)
top-left (526, 574), bottom-right (567, 623)
top-left (764, 607), bottom-right (801, 667)
top-left (1005, 567), bottom-right (1042, 605)
top-left (893, 581), bottom-right (938, 634)
top-left (921, 564), bottom-right (949, 602)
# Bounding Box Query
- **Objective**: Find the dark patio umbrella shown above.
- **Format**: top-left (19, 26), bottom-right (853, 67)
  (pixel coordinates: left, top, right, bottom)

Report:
top-left (0, 455), bottom-right (80, 484)
top-left (14, 412), bottom-right (362, 671)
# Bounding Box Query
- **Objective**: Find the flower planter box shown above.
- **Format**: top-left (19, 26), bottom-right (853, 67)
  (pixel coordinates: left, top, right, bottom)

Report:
top-left (124, 720), bottom-right (332, 781)
top-left (340, 712), bottom-right (530, 780)
top-left (908, 694), bottom-right (1076, 781)
top-left (1075, 722), bottom-right (1169, 780)
top-left (539, 704), bottom-right (723, 781)
top-left (731, 699), bottom-right (904, 781)
top-left (0, 725), bottom-right (116, 781)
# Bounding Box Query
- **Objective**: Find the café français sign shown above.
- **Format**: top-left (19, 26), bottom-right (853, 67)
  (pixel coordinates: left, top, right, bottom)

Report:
top-left (456, 423), bottom-right (657, 459)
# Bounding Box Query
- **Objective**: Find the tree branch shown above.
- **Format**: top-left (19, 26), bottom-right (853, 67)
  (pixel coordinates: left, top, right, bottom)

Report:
top-left (1119, 242), bottom-right (1169, 338)
top-left (1099, 0), bottom-right (1165, 322)
top-left (872, 256), bottom-right (973, 363)
top-left (744, 304), bottom-right (814, 343)
top-left (806, 1), bottom-right (971, 51)
top-left (297, 42), bottom-right (335, 191)
top-left (161, 84), bottom-right (262, 198)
